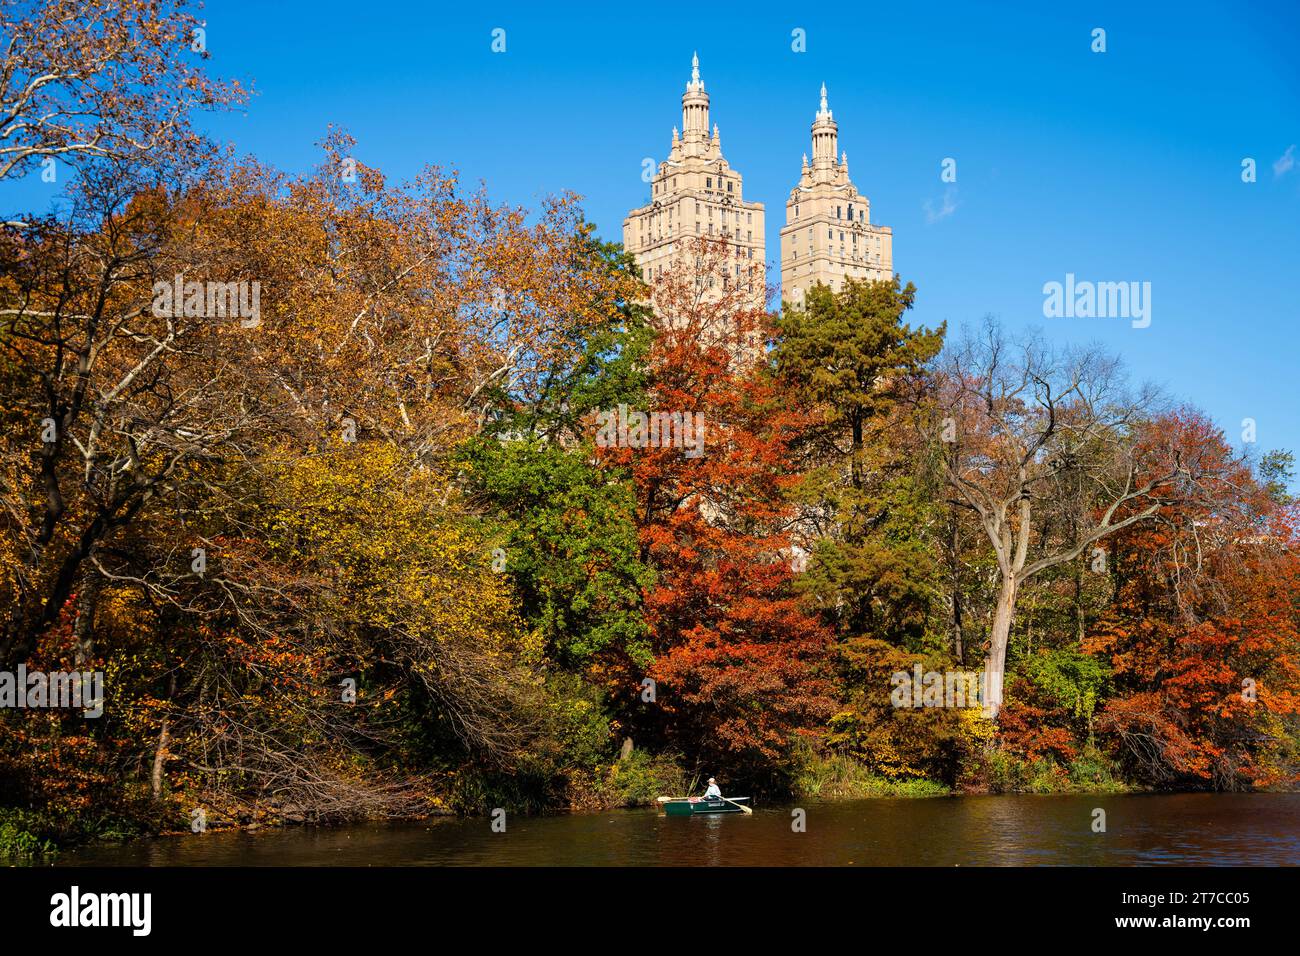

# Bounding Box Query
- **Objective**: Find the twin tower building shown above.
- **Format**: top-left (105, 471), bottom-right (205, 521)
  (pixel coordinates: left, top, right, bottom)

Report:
top-left (623, 54), bottom-right (894, 310)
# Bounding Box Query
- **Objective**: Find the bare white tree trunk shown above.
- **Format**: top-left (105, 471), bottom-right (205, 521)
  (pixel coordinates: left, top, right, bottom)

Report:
top-left (983, 574), bottom-right (1018, 718)
top-left (928, 321), bottom-right (1197, 721)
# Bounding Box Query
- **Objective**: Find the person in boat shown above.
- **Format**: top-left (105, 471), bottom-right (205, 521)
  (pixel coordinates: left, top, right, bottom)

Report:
top-left (703, 777), bottom-right (722, 800)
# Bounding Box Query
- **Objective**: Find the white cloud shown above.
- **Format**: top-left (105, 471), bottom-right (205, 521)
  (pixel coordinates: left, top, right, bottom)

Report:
top-left (923, 186), bottom-right (959, 223)
top-left (1273, 144), bottom-right (1296, 179)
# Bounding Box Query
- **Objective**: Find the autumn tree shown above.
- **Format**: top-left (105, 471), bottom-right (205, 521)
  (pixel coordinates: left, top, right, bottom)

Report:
top-left (458, 240), bottom-right (655, 669)
top-left (0, 116), bottom-right (653, 819)
top-left (605, 238), bottom-right (834, 789)
top-left (0, 127), bottom-right (634, 658)
top-left (1087, 412), bottom-right (1300, 788)
top-left (0, 166), bottom-right (282, 664)
top-left (924, 319), bottom-right (1215, 718)
top-left (0, 0), bottom-right (245, 188)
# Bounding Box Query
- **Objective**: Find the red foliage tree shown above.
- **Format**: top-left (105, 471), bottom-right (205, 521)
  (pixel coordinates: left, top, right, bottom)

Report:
top-left (1088, 411), bottom-right (1300, 789)
top-left (599, 239), bottom-right (834, 789)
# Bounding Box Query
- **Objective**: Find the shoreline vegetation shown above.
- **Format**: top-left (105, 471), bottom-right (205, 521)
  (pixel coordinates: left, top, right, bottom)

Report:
top-left (4, 744), bottom-right (1277, 862)
top-left (3, 3), bottom-right (1299, 866)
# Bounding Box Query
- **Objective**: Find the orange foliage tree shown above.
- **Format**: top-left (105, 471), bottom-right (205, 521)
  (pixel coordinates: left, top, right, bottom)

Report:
top-left (1088, 411), bottom-right (1300, 788)
top-left (599, 239), bottom-right (834, 789)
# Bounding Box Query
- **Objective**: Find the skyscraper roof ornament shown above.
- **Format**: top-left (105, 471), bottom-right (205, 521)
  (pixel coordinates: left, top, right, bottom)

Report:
top-left (817, 82), bottom-right (832, 120)
top-left (687, 52), bottom-right (705, 92)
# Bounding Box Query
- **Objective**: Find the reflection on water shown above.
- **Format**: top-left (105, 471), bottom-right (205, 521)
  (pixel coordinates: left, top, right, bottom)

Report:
top-left (59, 792), bottom-right (1300, 867)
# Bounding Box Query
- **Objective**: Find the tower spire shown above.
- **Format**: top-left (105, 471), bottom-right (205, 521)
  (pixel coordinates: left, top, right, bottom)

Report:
top-left (681, 52), bottom-right (710, 142)
top-left (811, 83), bottom-right (838, 169)
top-left (687, 51), bottom-right (704, 92)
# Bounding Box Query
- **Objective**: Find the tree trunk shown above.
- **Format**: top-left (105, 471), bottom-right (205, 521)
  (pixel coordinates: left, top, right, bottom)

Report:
top-left (948, 512), bottom-right (964, 663)
top-left (849, 414), bottom-right (864, 490)
top-left (151, 674), bottom-right (177, 800)
top-left (151, 718), bottom-right (170, 800)
top-left (952, 593), bottom-right (964, 664)
top-left (73, 572), bottom-right (101, 667)
top-left (1073, 560), bottom-right (1085, 646)
top-left (983, 574), bottom-right (1018, 718)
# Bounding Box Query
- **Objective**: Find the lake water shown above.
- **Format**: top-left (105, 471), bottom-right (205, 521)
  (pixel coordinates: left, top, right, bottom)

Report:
top-left (57, 792), bottom-right (1300, 866)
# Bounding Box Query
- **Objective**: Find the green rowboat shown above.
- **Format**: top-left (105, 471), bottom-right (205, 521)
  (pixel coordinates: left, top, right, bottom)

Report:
top-left (661, 796), bottom-right (751, 816)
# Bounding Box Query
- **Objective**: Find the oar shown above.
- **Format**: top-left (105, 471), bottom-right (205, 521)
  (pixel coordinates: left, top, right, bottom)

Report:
top-left (722, 797), bottom-right (753, 815)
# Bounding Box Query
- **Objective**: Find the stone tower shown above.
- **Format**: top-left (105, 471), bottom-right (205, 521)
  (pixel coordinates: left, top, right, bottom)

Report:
top-left (779, 84), bottom-right (893, 308)
top-left (623, 54), bottom-right (766, 306)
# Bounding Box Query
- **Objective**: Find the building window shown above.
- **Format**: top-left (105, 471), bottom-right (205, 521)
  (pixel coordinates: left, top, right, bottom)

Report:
top-left (727, 181), bottom-right (733, 192)
top-left (706, 177), bottom-right (712, 188)
top-left (836, 206), bottom-right (842, 219)
top-left (747, 212), bottom-right (752, 224)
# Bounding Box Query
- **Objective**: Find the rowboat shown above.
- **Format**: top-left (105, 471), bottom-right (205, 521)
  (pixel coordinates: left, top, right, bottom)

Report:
top-left (660, 796), bottom-right (751, 816)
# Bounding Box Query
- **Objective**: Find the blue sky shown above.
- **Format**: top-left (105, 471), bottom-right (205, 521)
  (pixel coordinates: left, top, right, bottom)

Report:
top-left (5, 0), bottom-right (1298, 474)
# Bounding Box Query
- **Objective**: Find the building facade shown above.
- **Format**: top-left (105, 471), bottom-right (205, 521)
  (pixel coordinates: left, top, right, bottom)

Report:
top-left (624, 64), bottom-right (892, 312)
top-left (622, 55), bottom-right (766, 306)
top-left (778, 85), bottom-right (893, 307)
